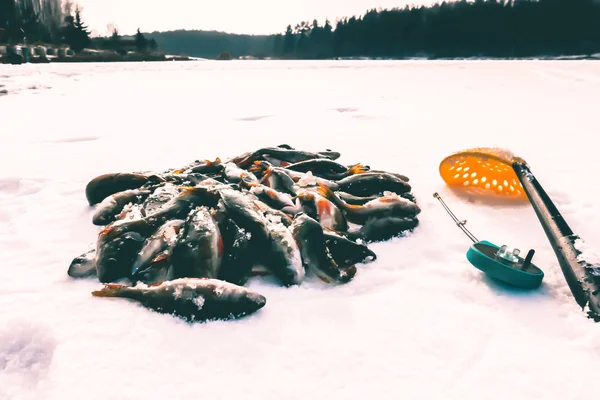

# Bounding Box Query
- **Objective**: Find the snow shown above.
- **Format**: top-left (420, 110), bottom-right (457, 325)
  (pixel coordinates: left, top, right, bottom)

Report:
top-left (1, 60), bottom-right (600, 400)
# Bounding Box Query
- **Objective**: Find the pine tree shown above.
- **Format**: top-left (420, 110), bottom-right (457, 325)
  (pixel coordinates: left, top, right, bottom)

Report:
top-left (60, 5), bottom-right (90, 53)
top-left (135, 28), bottom-right (148, 52)
top-left (283, 25), bottom-right (295, 54)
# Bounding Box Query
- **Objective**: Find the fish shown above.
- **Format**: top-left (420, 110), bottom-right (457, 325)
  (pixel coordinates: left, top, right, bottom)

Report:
top-left (174, 158), bottom-right (224, 175)
top-left (323, 230), bottom-right (377, 266)
top-left (95, 231), bottom-right (147, 283)
top-left (92, 278), bottom-right (267, 322)
top-left (144, 186), bottom-right (221, 225)
top-left (215, 209), bottom-right (255, 286)
top-left (85, 173), bottom-right (149, 205)
top-left (296, 190), bottom-right (348, 231)
top-left (141, 183), bottom-right (182, 216)
top-left (337, 172), bottom-right (411, 196)
top-left (250, 163), bottom-right (297, 196)
top-left (347, 217), bottom-right (419, 243)
top-left (337, 191), bottom-right (417, 205)
top-left (290, 213), bottom-right (356, 284)
top-left (249, 161), bottom-right (340, 192)
top-left (252, 199), bottom-right (295, 226)
top-left (249, 185), bottom-right (296, 211)
top-left (171, 207), bottom-right (223, 279)
top-left (317, 184), bottom-right (421, 224)
top-left (92, 189), bottom-right (153, 226)
top-left (336, 191), bottom-right (381, 205)
top-left (262, 216), bottom-right (305, 286)
top-left (285, 159), bottom-right (349, 174)
top-left (233, 147), bottom-right (339, 169)
top-left (100, 187), bottom-right (221, 245)
top-left (131, 219), bottom-right (185, 278)
top-left (285, 160), bottom-right (367, 181)
top-left (361, 169), bottom-right (410, 182)
top-left (218, 188), bottom-right (271, 249)
top-left (317, 150), bottom-right (341, 160)
top-left (67, 248), bottom-right (97, 278)
top-left (159, 173), bottom-right (219, 186)
top-left (222, 162), bottom-right (257, 184)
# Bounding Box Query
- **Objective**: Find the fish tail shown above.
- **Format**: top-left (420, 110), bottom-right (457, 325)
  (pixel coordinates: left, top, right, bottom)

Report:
top-left (92, 283), bottom-right (126, 298)
top-left (317, 184), bottom-right (346, 210)
top-left (347, 163), bottom-right (368, 175)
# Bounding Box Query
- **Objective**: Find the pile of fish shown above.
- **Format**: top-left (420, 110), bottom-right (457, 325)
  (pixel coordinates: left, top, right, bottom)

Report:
top-left (69, 145), bottom-right (421, 323)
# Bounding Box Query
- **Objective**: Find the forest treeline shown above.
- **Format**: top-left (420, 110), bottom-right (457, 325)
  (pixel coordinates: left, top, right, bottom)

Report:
top-left (3, 0), bottom-right (600, 59)
top-left (274, 0), bottom-right (600, 58)
top-left (0, 0), bottom-right (157, 53)
top-left (149, 0), bottom-right (600, 59)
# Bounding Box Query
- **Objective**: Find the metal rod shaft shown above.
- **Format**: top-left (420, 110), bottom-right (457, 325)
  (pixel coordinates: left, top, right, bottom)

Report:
top-left (513, 161), bottom-right (600, 321)
top-left (433, 192), bottom-right (479, 243)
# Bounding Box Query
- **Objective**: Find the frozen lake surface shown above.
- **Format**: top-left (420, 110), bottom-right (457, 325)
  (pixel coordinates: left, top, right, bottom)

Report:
top-left (1, 60), bottom-right (600, 400)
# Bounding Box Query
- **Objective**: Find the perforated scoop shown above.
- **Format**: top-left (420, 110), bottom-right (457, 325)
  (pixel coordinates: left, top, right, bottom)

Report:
top-left (438, 146), bottom-right (600, 321)
top-left (439, 147), bottom-right (528, 199)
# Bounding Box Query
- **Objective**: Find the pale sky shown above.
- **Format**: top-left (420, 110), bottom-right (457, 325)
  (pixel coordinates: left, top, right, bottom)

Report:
top-left (75, 0), bottom-right (437, 37)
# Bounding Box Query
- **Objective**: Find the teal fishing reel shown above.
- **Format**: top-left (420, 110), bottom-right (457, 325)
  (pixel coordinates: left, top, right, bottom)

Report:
top-left (434, 193), bottom-right (544, 289)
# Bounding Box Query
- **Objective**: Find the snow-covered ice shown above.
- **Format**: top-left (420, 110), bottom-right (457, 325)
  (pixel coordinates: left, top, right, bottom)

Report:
top-left (1, 60), bottom-right (600, 400)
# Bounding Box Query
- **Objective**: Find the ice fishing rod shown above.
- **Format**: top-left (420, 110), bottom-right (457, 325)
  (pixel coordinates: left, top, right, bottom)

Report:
top-left (433, 192), bottom-right (543, 290)
top-left (439, 147), bottom-right (600, 321)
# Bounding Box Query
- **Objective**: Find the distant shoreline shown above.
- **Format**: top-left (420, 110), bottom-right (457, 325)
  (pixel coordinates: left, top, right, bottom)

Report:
top-left (0, 53), bottom-right (193, 65)
top-left (2, 53), bottom-right (599, 65)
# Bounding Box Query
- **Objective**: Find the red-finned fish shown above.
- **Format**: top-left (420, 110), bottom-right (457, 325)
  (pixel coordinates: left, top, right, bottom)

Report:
top-left (85, 173), bottom-right (149, 205)
top-left (296, 190), bottom-right (347, 231)
top-left (232, 147), bottom-right (339, 169)
top-left (92, 189), bottom-right (153, 226)
top-left (322, 229), bottom-right (377, 267)
top-left (173, 157), bottom-right (224, 175)
top-left (92, 278), bottom-right (267, 323)
top-left (249, 185), bottom-right (296, 211)
top-left (218, 188), bottom-right (271, 250)
top-left (337, 172), bottom-right (411, 196)
top-left (347, 217), bottom-right (420, 243)
top-left (290, 213), bottom-right (356, 284)
top-left (215, 209), bottom-right (255, 286)
top-left (285, 160), bottom-right (368, 181)
top-left (171, 207), bottom-right (223, 279)
top-left (317, 184), bottom-right (420, 225)
top-left (261, 215), bottom-right (305, 286)
top-left (131, 219), bottom-right (186, 278)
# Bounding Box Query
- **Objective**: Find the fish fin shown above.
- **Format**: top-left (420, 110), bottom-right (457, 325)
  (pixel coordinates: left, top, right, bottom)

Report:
top-left (218, 235), bottom-right (224, 257)
top-left (214, 157), bottom-right (222, 164)
top-left (172, 169), bottom-right (185, 174)
top-left (280, 161), bottom-right (290, 167)
top-left (92, 284), bottom-right (125, 297)
top-left (151, 252), bottom-right (169, 264)
top-left (317, 275), bottom-right (331, 284)
top-left (148, 282), bottom-right (163, 287)
top-left (248, 161), bottom-right (267, 174)
top-left (258, 167), bottom-right (273, 185)
top-left (316, 184), bottom-right (348, 209)
top-left (348, 163), bottom-right (367, 175)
